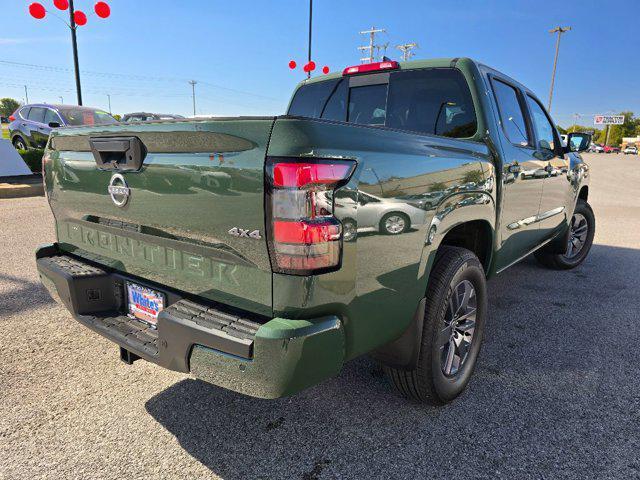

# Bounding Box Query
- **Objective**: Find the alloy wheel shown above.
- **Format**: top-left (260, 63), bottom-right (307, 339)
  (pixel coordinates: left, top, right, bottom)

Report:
top-left (439, 279), bottom-right (477, 377)
top-left (384, 215), bottom-right (406, 234)
top-left (565, 212), bottom-right (588, 259)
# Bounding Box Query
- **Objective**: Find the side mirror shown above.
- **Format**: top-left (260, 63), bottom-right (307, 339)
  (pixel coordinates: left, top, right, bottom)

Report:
top-left (565, 132), bottom-right (591, 153)
top-left (48, 122), bottom-right (61, 128)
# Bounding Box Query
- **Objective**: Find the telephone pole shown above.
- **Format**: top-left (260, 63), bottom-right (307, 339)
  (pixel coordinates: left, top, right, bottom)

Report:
top-left (396, 42), bottom-right (418, 61)
top-left (24, 85), bottom-right (29, 104)
top-left (358, 27), bottom-right (386, 63)
top-left (107, 94), bottom-right (111, 114)
top-left (548, 26), bottom-right (571, 113)
top-left (69, 0), bottom-right (83, 105)
top-left (189, 80), bottom-right (198, 116)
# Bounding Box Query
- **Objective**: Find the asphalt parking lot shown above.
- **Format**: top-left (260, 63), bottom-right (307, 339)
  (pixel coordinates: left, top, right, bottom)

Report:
top-left (1, 153), bottom-right (639, 479)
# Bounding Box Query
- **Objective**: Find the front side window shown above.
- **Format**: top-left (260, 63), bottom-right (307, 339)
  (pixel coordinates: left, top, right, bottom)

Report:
top-left (60, 109), bottom-right (117, 126)
top-left (44, 109), bottom-right (61, 125)
top-left (492, 79), bottom-right (530, 146)
top-left (19, 107), bottom-right (31, 120)
top-left (526, 95), bottom-right (556, 153)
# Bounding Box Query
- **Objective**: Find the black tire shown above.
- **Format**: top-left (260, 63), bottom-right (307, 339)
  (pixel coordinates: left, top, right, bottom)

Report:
top-left (379, 212), bottom-right (410, 235)
top-left (534, 199), bottom-right (595, 270)
top-left (12, 136), bottom-right (27, 150)
top-left (384, 246), bottom-right (488, 404)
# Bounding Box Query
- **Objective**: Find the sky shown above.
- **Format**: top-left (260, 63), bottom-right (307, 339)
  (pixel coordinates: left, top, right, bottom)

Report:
top-left (1, 0), bottom-right (638, 127)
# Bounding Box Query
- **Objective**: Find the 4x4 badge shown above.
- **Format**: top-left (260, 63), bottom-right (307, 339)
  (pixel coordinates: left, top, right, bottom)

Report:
top-left (228, 227), bottom-right (262, 239)
top-left (107, 173), bottom-right (130, 207)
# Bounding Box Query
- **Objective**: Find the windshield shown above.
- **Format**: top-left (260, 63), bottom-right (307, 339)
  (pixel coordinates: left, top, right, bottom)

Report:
top-left (59, 108), bottom-right (117, 126)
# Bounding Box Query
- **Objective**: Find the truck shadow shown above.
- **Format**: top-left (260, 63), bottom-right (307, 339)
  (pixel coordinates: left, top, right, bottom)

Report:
top-left (145, 243), bottom-right (639, 479)
top-left (0, 273), bottom-right (55, 318)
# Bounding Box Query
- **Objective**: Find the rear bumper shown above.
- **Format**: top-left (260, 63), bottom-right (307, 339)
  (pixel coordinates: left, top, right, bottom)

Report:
top-left (36, 243), bottom-right (345, 398)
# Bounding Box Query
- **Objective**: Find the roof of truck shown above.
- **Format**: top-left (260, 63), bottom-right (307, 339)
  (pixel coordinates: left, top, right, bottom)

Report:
top-left (299, 57), bottom-right (478, 86)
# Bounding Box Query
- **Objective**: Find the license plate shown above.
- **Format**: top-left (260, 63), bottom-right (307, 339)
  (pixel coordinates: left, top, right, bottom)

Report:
top-left (126, 282), bottom-right (164, 326)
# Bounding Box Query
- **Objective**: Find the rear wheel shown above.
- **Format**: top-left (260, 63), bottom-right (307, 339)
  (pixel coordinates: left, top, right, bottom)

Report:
top-left (534, 199), bottom-right (595, 270)
top-left (12, 136), bottom-right (27, 150)
top-left (384, 246), bottom-right (488, 404)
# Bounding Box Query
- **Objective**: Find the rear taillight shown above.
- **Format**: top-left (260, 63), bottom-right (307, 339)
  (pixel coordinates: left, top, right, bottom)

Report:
top-left (266, 158), bottom-right (356, 275)
top-left (9, 115), bottom-right (15, 122)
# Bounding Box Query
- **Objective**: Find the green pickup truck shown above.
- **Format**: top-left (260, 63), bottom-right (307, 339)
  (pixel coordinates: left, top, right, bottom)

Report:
top-left (36, 58), bottom-right (594, 404)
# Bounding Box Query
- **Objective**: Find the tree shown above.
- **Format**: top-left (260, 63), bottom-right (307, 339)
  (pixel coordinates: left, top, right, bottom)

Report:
top-left (0, 98), bottom-right (21, 117)
top-left (112, 114), bottom-right (121, 121)
top-left (556, 125), bottom-right (567, 134)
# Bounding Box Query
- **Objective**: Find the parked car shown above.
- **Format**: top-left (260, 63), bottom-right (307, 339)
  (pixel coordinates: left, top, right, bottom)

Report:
top-left (122, 112), bottom-right (185, 122)
top-left (590, 143), bottom-right (605, 153)
top-left (603, 145), bottom-right (620, 154)
top-left (623, 145), bottom-right (638, 155)
top-left (36, 58), bottom-right (594, 405)
top-left (8, 104), bottom-right (117, 150)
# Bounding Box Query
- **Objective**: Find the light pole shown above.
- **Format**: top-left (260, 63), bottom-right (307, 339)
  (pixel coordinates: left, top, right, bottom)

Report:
top-left (189, 80), bottom-right (197, 116)
top-left (548, 26), bottom-right (571, 113)
top-left (28, 1), bottom-right (112, 106)
top-left (59, 96), bottom-right (63, 104)
top-left (107, 94), bottom-right (111, 114)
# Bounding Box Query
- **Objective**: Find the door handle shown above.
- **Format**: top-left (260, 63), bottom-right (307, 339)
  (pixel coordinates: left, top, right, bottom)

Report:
top-left (507, 163), bottom-right (521, 174)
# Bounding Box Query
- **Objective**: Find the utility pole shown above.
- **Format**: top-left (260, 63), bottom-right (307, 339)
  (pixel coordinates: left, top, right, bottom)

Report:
top-left (572, 113), bottom-right (579, 132)
top-left (107, 94), bottom-right (111, 114)
top-left (189, 80), bottom-right (197, 116)
top-left (396, 42), bottom-right (418, 61)
top-left (69, 0), bottom-right (83, 105)
top-left (307, 0), bottom-right (313, 78)
top-left (358, 27), bottom-right (386, 63)
top-left (548, 26), bottom-right (571, 113)
top-left (59, 96), bottom-right (64, 104)
top-left (374, 42), bottom-right (389, 62)
top-left (24, 85), bottom-right (29, 104)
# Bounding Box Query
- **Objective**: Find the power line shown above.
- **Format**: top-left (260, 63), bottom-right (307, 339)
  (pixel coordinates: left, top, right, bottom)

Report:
top-left (396, 42), bottom-right (418, 61)
top-left (358, 27), bottom-right (386, 63)
top-left (0, 59), bottom-right (281, 102)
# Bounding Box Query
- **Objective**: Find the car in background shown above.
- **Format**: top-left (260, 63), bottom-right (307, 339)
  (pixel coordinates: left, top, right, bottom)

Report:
top-left (623, 145), bottom-right (638, 155)
top-left (122, 112), bottom-right (185, 122)
top-left (603, 145), bottom-right (620, 154)
top-left (589, 143), bottom-right (605, 153)
top-left (8, 104), bottom-right (117, 150)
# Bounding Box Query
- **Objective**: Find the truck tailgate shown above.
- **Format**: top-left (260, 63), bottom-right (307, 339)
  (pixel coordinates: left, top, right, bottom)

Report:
top-left (45, 118), bottom-right (275, 316)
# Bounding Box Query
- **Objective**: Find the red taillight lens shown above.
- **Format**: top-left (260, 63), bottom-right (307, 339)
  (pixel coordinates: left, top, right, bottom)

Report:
top-left (342, 61), bottom-right (399, 76)
top-left (267, 158), bottom-right (355, 275)
top-left (9, 115), bottom-right (15, 122)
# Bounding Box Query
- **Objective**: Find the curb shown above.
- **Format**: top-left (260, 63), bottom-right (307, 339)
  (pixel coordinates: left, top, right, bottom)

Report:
top-left (0, 183), bottom-right (44, 199)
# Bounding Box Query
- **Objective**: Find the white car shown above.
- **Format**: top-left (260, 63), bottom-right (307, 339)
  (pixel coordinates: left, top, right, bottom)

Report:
top-left (623, 145), bottom-right (638, 155)
top-left (590, 144), bottom-right (605, 153)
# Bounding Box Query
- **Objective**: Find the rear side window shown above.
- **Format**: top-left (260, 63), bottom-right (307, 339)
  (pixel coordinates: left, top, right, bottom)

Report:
top-left (287, 68), bottom-right (478, 139)
top-left (288, 79), bottom-right (341, 118)
top-left (491, 79), bottom-right (530, 146)
top-left (28, 107), bottom-right (46, 123)
top-left (19, 107), bottom-right (31, 119)
top-left (387, 69), bottom-right (477, 137)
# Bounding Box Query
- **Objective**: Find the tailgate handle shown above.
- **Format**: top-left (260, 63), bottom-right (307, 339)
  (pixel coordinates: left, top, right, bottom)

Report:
top-left (89, 136), bottom-right (147, 172)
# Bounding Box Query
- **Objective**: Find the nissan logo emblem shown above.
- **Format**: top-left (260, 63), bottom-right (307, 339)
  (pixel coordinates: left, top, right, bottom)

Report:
top-left (108, 173), bottom-right (130, 207)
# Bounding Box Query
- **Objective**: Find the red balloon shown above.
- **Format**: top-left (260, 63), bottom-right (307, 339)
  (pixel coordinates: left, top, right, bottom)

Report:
top-left (53, 0), bottom-right (69, 10)
top-left (307, 61), bottom-right (316, 71)
top-left (94, 1), bottom-right (111, 19)
top-left (288, 60), bottom-right (297, 70)
top-left (302, 63), bottom-right (310, 73)
top-left (322, 66), bottom-right (330, 74)
top-left (74, 10), bottom-right (87, 26)
top-left (28, 2), bottom-right (46, 19)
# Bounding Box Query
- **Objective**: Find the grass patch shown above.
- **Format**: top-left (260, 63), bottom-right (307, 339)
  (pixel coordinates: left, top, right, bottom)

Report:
top-left (19, 149), bottom-right (44, 173)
